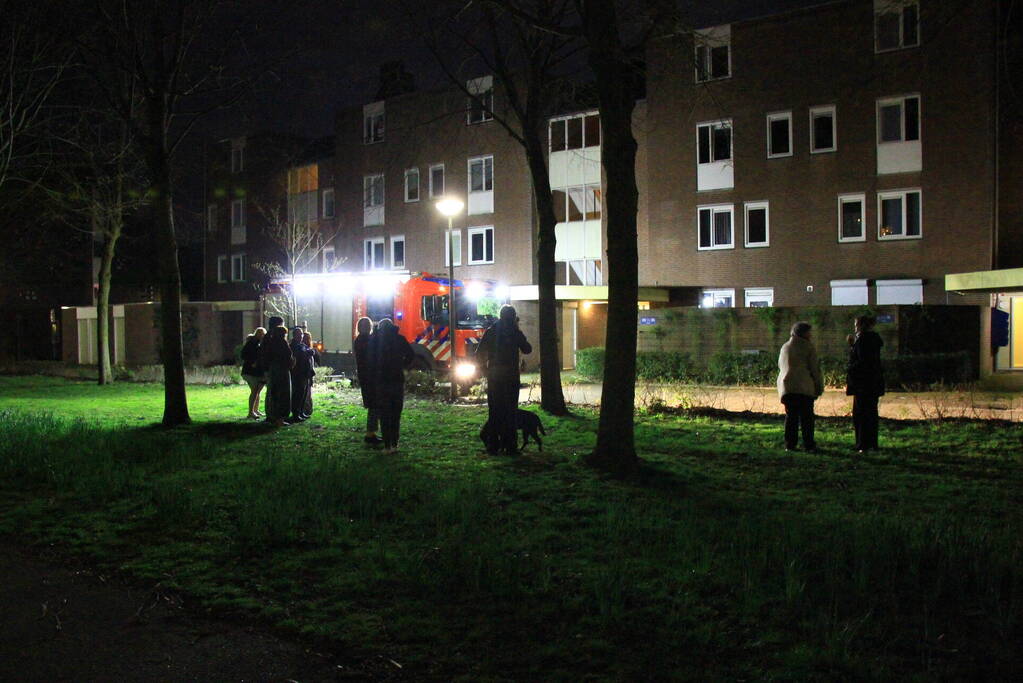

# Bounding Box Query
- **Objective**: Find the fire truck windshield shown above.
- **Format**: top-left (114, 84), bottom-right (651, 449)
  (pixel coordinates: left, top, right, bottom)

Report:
top-left (424, 292), bottom-right (501, 329)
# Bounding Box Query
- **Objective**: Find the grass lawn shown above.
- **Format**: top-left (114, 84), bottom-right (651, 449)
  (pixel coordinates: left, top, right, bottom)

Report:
top-left (1, 375), bottom-right (1021, 679)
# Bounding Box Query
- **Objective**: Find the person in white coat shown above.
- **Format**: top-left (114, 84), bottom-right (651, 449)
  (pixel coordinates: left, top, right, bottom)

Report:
top-left (777, 321), bottom-right (824, 451)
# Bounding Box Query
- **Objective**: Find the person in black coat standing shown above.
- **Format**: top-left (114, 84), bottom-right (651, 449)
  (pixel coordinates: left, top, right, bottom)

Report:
top-left (846, 315), bottom-right (885, 452)
top-left (289, 326), bottom-right (315, 422)
top-left (368, 318), bottom-right (414, 453)
top-left (353, 317), bottom-right (381, 445)
top-left (478, 305), bottom-right (532, 455)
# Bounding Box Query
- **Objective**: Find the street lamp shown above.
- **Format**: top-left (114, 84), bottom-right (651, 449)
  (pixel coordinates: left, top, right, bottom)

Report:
top-left (436, 197), bottom-right (464, 400)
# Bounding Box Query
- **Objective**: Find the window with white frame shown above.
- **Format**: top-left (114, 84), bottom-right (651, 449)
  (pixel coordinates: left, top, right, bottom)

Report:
top-left (404, 168), bottom-right (420, 202)
top-left (363, 174), bottom-right (384, 226)
top-left (744, 201), bottom-right (769, 247)
top-left (695, 25), bottom-right (731, 82)
top-left (467, 155), bottom-right (494, 215)
top-left (230, 138), bottom-right (244, 173)
top-left (230, 199), bottom-right (246, 244)
top-left (878, 95), bottom-right (919, 143)
top-left (875, 0), bottom-right (919, 52)
top-left (810, 105), bottom-right (837, 153)
top-left (444, 230), bottom-right (462, 266)
top-left (555, 260), bottom-right (603, 286)
top-left (697, 204), bottom-right (734, 250)
top-left (217, 255), bottom-right (228, 283)
top-left (697, 120), bottom-right (733, 191)
top-left (878, 189), bottom-right (921, 240)
top-left (701, 289), bottom-right (735, 308)
top-left (552, 185), bottom-right (601, 222)
top-left (744, 288), bottom-right (774, 308)
top-left (364, 238), bottom-right (385, 270)
top-left (766, 111), bottom-right (792, 158)
top-left (468, 226), bottom-right (494, 265)
top-left (391, 236), bottom-right (405, 270)
top-left (207, 204), bottom-right (217, 233)
top-left (549, 112), bottom-right (601, 152)
top-left (429, 164), bottom-right (445, 198)
top-left (466, 75), bottom-right (494, 124)
top-left (838, 193), bottom-right (866, 242)
top-left (363, 101), bottom-right (384, 143)
top-left (323, 246), bottom-right (336, 272)
top-left (321, 188), bottom-right (335, 218)
top-left (230, 253), bottom-right (246, 282)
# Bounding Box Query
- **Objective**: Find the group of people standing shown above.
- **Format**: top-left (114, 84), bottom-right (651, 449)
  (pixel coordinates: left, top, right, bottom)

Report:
top-left (240, 316), bottom-right (320, 427)
top-left (776, 315), bottom-right (886, 452)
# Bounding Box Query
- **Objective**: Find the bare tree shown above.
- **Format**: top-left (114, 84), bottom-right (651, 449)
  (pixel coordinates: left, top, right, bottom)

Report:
top-left (420, 0), bottom-right (586, 416)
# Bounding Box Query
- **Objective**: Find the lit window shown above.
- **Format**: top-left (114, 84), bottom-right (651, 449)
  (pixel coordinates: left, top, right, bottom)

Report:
top-left (697, 204), bottom-right (734, 250)
top-left (468, 226), bottom-right (494, 264)
top-left (744, 288), bottom-right (774, 308)
top-left (878, 189), bottom-right (921, 240)
top-left (766, 112), bottom-right (792, 158)
top-left (429, 164), bottom-right (444, 198)
top-left (875, 1), bottom-right (919, 52)
top-left (744, 201), bottom-right (769, 247)
top-left (695, 25), bottom-right (731, 82)
top-left (701, 289), bottom-right (735, 308)
top-left (466, 76), bottom-right (494, 124)
top-left (404, 168), bottom-right (420, 202)
top-left (364, 238), bottom-right (385, 270)
top-left (810, 105), bottom-right (837, 153)
top-left (838, 194), bottom-right (865, 242)
top-left (363, 101), bottom-right (385, 144)
top-left (391, 236), bottom-right (405, 270)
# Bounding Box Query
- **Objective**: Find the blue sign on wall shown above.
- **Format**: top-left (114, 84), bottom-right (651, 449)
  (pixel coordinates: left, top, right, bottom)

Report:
top-left (640, 317), bottom-right (658, 326)
top-left (877, 314), bottom-right (894, 324)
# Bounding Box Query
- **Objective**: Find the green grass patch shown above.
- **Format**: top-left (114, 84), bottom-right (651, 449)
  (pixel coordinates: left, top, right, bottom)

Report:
top-left (0, 376), bottom-right (1021, 679)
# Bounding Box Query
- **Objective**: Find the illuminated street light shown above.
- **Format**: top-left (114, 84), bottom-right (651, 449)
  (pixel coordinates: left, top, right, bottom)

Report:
top-left (436, 197), bottom-right (464, 400)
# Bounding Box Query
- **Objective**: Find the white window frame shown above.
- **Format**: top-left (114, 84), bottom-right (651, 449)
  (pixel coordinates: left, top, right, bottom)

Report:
top-left (363, 101), bottom-right (385, 144)
top-left (874, 0), bottom-right (919, 53)
top-left (466, 75), bottom-right (494, 124)
top-left (744, 288), bottom-right (774, 308)
top-left (207, 204), bottom-right (217, 232)
top-left (697, 120), bottom-right (732, 164)
top-left (444, 229), bottom-right (462, 267)
top-left (404, 168), bottom-right (420, 202)
top-left (364, 237), bottom-right (385, 270)
top-left (230, 199), bottom-right (245, 229)
top-left (694, 25), bottom-right (731, 82)
top-left (837, 193), bottom-right (866, 243)
top-left (230, 138), bottom-right (245, 173)
top-left (744, 201), bottom-right (770, 248)
top-left (391, 235), bottom-right (405, 270)
top-left (217, 255), bottom-right (228, 283)
top-left (323, 245), bottom-right (336, 273)
top-left (877, 188), bottom-right (922, 241)
top-left (230, 253), bottom-right (246, 282)
top-left (766, 111), bottom-right (792, 158)
top-left (809, 105), bottom-right (837, 153)
top-left (696, 119), bottom-right (733, 192)
top-left (697, 204), bottom-right (734, 251)
top-left (363, 174), bottom-right (385, 226)
top-left (701, 288), bottom-right (736, 308)
top-left (429, 164), bottom-right (445, 198)
top-left (467, 155), bottom-right (494, 215)
top-left (876, 94), bottom-right (920, 144)
top-left (468, 226), bottom-right (495, 265)
top-left (321, 188), bottom-right (335, 218)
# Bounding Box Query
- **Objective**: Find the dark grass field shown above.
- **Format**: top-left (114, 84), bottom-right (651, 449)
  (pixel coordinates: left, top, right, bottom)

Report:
top-left (1, 376), bottom-right (1021, 680)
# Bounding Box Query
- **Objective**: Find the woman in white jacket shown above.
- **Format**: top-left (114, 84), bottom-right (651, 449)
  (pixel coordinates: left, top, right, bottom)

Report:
top-left (777, 321), bottom-right (824, 452)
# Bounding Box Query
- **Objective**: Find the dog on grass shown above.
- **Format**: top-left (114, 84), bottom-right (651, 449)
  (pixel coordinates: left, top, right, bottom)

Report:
top-left (479, 409), bottom-right (546, 452)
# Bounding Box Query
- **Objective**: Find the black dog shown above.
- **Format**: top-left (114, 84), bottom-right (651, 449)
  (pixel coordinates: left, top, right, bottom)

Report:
top-left (479, 409), bottom-right (546, 451)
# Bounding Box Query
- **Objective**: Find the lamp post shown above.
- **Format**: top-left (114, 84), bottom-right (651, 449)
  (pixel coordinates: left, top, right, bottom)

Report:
top-left (435, 197), bottom-right (464, 400)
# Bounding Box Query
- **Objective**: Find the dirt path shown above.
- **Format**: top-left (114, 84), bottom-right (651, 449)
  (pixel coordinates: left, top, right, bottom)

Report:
top-left (0, 544), bottom-right (374, 682)
top-left (521, 383), bottom-right (1023, 422)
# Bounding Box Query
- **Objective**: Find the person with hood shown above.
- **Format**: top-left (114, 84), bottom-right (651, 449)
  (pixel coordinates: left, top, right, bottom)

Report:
top-left (368, 318), bottom-right (414, 453)
top-left (477, 304), bottom-right (532, 455)
top-left (259, 317), bottom-right (294, 427)
top-left (846, 315), bottom-right (885, 452)
top-left (777, 321), bottom-right (824, 452)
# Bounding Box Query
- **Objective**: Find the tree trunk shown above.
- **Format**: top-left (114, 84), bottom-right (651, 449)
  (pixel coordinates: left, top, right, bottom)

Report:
top-left (146, 127), bottom-right (190, 426)
top-left (524, 136), bottom-right (568, 416)
top-left (95, 206), bottom-right (116, 385)
top-left (582, 0), bottom-right (639, 475)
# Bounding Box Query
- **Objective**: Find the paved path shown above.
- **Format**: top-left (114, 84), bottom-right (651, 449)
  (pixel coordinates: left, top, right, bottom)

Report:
top-left (519, 383), bottom-right (1023, 421)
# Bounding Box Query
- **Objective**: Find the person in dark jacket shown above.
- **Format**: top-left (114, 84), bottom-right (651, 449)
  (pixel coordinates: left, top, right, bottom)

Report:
top-left (368, 318), bottom-right (414, 453)
top-left (353, 317), bottom-right (381, 445)
top-left (240, 326), bottom-right (266, 420)
top-left (289, 326), bottom-right (314, 422)
top-left (259, 319), bottom-right (294, 427)
top-left (846, 315), bottom-right (885, 452)
top-left (477, 305), bottom-right (532, 455)
top-left (302, 331), bottom-right (319, 417)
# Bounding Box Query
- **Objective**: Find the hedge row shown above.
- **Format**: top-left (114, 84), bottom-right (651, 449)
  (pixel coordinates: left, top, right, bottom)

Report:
top-left (575, 347), bottom-right (975, 389)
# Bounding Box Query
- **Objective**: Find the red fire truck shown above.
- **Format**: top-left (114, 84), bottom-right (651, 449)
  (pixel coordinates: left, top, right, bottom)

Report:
top-left (352, 273), bottom-right (507, 379)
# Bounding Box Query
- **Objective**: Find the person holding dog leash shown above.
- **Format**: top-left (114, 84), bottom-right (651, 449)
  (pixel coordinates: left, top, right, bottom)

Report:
top-left (477, 304), bottom-right (532, 455)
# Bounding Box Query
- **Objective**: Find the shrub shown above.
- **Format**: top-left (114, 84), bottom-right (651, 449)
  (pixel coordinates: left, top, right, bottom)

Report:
top-left (405, 369), bottom-right (446, 396)
top-left (575, 347), bottom-right (605, 379)
top-left (884, 351), bottom-right (975, 389)
top-left (636, 351), bottom-right (695, 381)
top-left (312, 366), bottom-right (335, 384)
top-left (704, 351), bottom-right (776, 386)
